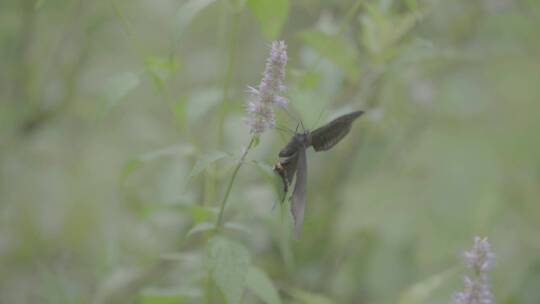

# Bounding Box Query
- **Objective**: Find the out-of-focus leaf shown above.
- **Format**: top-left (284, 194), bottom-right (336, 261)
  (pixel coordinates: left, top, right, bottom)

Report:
top-left (191, 205), bottom-right (217, 223)
top-left (288, 289), bottom-right (335, 304)
top-left (188, 151), bottom-right (230, 180)
top-left (405, 0), bottom-right (418, 11)
top-left (173, 97), bottom-right (187, 125)
top-left (173, 0), bottom-right (216, 44)
top-left (246, 266), bottom-right (282, 304)
top-left (295, 70), bottom-right (321, 90)
top-left (186, 88), bottom-right (222, 127)
top-left (120, 159), bottom-right (143, 182)
top-left (205, 236), bottom-right (251, 304)
top-left (121, 145), bottom-right (196, 182)
top-left (35, 0), bottom-right (45, 9)
top-left (227, 0), bottom-right (248, 11)
top-left (361, 4), bottom-right (417, 60)
top-left (140, 288), bottom-right (200, 304)
top-left (300, 30), bottom-right (359, 80)
top-left (249, 160), bottom-right (282, 196)
top-left (249, 160), bottom-right (274, 177)
top-left (399, 268), bottom-right (457, 304)
top-left (252, 136), bottom-right (260, 149)
top-left (102, 71), bottom-right (141, 109)
top-left (186, 222), bottom-right (215, 238)
top-left (248, 0), bottom-right (289, 40)
top-left (224, 222), bottom-right (253, 236)
top-left (145, 56), bottom-right (178, 90)
top-left (186, 221), bottom-right (252, 238)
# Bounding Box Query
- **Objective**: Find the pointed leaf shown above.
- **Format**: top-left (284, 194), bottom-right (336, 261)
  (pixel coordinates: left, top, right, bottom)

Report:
top-left (189, 151), bottom-right (230, 180)
top-left (121, 145), bottom-right (196, 182)
top-left (247, 266), bottom-right (282, 304)
top-left (186, 222), bottom-right (216, 238)
top-left (205, 237), bottom-right (251, 304)
top-left (145, 56), bottom-right (179, 90)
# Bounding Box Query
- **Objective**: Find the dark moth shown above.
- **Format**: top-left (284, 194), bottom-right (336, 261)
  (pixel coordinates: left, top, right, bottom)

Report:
top-left (274, 110), bottom-right (364, 239)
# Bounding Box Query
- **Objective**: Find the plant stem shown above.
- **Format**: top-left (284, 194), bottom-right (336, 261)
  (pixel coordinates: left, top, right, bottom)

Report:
top-left (215, 136), bottom-right (255, 230)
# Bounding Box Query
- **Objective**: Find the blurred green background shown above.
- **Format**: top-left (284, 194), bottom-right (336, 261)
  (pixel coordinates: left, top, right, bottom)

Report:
top-left (1, 0), bottom-right (540, 303)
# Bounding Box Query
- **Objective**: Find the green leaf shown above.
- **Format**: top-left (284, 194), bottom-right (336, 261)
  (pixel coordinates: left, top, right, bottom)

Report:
top-left (188, 151), bottom-right (230, 180)
top-left (35, 0), bottom-right (45, 9)
top-left (227, 0), bottom-right (247, 11)
top-left (102, 72), bottom-right (140, 109)
top-left (191, 205), bottom-right (217, 223)
top-left (249, 160), bottom-right (282, 195)
top-left (100, 72), bottom-right (141, 118)
top-left (186, 222), bottom-right (216, 238)
top-left (140, 288), bottom-right (199, 304)
top-left (405, 0), bottom-right (418, 11)
top-left (399, 268), bottom-right (457, 304)
top-left (361, 5), bottom-right (417, 61)
top-left (186, 88), bottom-right (222, 127)
top-left (289, 289), bottom-right (335, 304)
top-left (205, 237), bottom-right (251, 304)
top-left (121, 145), bottom-right (196, 182)
top-left (173, 97), bottom-right (187, 125)
top-left (252, 136), bottom-right (260, 149)
top-left (120, 158), bottom-right (143, 182)
top-left (224, 222), bottom-right (253, 236)
top-left (145, 56), bottom-right (178, 90)
top-left (246, 266), bottom-right (282, 304)
top-left (300, 30), bottom-right (359, 80)
top-left (248, 0), bottom-right (289, 40)
top-left (173, 0), bottom-right (216, 45)
top-left (186, 222), bottom-right (252, 238)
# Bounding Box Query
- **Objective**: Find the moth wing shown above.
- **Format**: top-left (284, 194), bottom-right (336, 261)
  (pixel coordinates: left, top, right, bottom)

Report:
top-left (279, 135), bottom-right (300, 157)
top-left (310, 110), bottom-right (364, 152)
top-left (291, 147), bottom-right (307, 239)
top-left (274, 152), bottom-right (299, 194)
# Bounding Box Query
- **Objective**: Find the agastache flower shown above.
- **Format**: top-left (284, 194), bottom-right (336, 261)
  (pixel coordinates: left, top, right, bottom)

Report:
top-left (453, 237), bottom-right (495, 304)
top-left (245, 41), bottom-right (288, 134)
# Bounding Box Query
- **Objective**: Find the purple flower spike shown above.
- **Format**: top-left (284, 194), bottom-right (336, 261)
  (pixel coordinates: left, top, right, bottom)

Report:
top-left (245, 41), bottom-right (288, 134)
top-left (453, 237), bottom-right (495, 304)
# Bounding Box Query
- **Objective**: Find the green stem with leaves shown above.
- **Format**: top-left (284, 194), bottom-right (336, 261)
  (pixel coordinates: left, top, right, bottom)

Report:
top-left (215, 136), bottom-right (256, 230)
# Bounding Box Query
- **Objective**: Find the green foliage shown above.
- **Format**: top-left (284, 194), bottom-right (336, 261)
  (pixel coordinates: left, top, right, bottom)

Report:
top-left (206, 237), bottom-right (251, 304)
top-left (2, 0), bottom-right (540, 303)
top-left (399, 268), bottom-right (457, 304)
top-left (173, 0), bottom-right (217, 45)
top-left (34, 0), bottom-right (46, 9)
top-left (361, 4), bottom-right (418, 62)
top-left (102, 71), bottom-right (141, 110)
top-left (248, 0), bottom-right (289, 40)
top-left (188, 151), bottom-right (230, 180)
top-left (300, 30), bottom-right (360, 80)
top-left (139, 288), bottom-right (198, 304)
top-left (289, 289), bottom-right (336, 304)
top-left (145, 56), bottom-right (178, 90)
top-left (246, 266), bottom-right (282, 304)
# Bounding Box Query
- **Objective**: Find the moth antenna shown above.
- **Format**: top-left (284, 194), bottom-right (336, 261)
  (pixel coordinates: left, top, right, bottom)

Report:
top-left (275, 125), bottom-right (294, 135)
top-left (312, 107), bottom-right (326, 129)
top-left (300, 120), bottom-right (306, 132)
top-left (281, 107), bottom-right (301, 124)
top-left (295, 122), bottom-right (300, 133)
